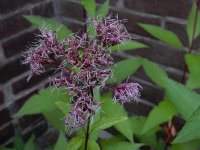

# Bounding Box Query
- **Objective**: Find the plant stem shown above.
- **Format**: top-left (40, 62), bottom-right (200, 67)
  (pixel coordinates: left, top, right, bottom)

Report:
top-left (84, 88), bottom-right (94, 150)
top-left (181, 4), bottom-right (199, 83)
top-left (84, 117), bottom-right (91, 150)
top-left (83, 7), bottom-right (91, 150)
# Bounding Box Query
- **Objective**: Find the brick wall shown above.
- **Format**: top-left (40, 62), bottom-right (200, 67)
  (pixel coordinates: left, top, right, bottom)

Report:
top-left (0, 0), bottom-right (54, 146)
top-left (0, 0), bottom-right (198, 147)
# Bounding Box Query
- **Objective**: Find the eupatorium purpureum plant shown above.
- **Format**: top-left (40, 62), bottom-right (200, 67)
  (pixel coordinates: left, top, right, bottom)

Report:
top-left (22, 15), bottom-right (142, 130)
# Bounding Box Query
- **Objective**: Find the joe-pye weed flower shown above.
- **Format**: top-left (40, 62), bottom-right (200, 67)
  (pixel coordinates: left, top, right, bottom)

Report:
top-left (23, 15), bottom-right (142, 129)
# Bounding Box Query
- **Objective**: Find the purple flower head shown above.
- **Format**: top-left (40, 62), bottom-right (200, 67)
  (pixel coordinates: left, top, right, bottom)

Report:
top-left (23, 28), bottom-right (65, 81)
top-left (22, 15), bottom-right (137, 130)
top-left (65, 33), bottom-right (87, 67)
top-left (82, 40), bottom-right (114, 67)
top-left (65, 93), bottom-right (100, 129)
top-left (76, 68), bottom-right (112, 88)
top-left (93, 15), bottom-right (131, 46)
top-left (114, 83), bottom-right (142, 104)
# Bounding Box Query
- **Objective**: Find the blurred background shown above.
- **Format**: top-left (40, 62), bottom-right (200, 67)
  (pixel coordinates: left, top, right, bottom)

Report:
top-left (0, 0), bottom-right (199, 148)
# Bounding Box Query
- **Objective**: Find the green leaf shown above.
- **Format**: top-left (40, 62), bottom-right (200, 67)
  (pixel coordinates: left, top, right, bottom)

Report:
top-left (164, 79), bottom-right (200, 120)
top-left (129, 116), bottom-right (146, 135)
top-left (24, 15), bottom-right (71, 41)
top-left (99, 136), bottom-right (125, 149)
top-left (87, 140), bottom-right (100, 150)
top-left (104, 142), bottom-right (143, 150)
top-left (54, 132), bottom-right (67, 150)
top-left (55, 101), bottom-right (71, 116)
top-left (24, 136), bottom-right (36, 150)
top-left (142, 59), bottom-right (168, 87)
top-left (90, 116), bottom-right (127, 135)
top-left (87, 22), bottom-right (96, 41)
top-left (141, 100), bottom-right (176, 134)
top-left (13, 134), bottom-right (25, 150)
top-left (101, 93), bottom-right (133, 142)
top-left (138, 23), bottom-right (183, 48)
top-left (129, 116), bottom-right (160, 148)
top-left (43, 108), bottom-right (65, 131)
top-left (96, 0), bottom-right (109, 17)
top-left (173, 106), bottom-right (200, 143)
top-left (93, 86), bottom-right (101, 101)
top-left (186, 3), bottom-right (200, 44)
top-left (185, 54), bottom-right (200, 89)
top-left (115, 119), bottom-right (134, 142)
top-left (109, 40), bottom-right (148, 51)
top-left (66, 137), bottom-right (84, 150)
top-left (17, 88), bottom-right (69, 116)
top-left (171, 140), bottom-right (200, 150)
top-left (81, 0), bottom-right (96, 17)
top-left (107, 58), bottom-right (141, 84)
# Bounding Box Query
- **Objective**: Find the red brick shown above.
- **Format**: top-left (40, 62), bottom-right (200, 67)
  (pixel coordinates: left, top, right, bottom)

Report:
top-left (32, 1), bottom-right (54, 17)
top-left (14, 90), bottom-right (38, 111)
top-left (56, 1), bottom-right (84, 22)
top-left (36, 130), bottom-right (59, 149)
top-left (0, 123), bottom-right (14, 145)
top-left (0, 91), bottom-right (4, 105)
top-left (12, 70), bottom-right (53, 94)
top-left (0, 108), bottom-right (11, 126)
top-left (0, 57), bottom-right (29, 84)
top-left (0, 11), bottom-right (30, 40)
top-left (62, 21), bottom-right (83, 33)
top-left (19, 115), bottom-right (44, 129)
top-left (96, 0), bottom-right (119, 6)
top-left (22, 121), bottom-right (47, 141)
top-left (2, 30), bottom-right (39, 58)
top-left (0, 0), bottom-right (40, 14)
top-left (124, 0), bottom-right (192, 19)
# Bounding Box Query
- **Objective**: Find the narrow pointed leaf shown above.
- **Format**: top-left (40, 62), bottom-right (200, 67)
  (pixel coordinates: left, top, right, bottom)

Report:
top-left (173, 107), bottom-right (200, 143)
top-left (185, 54), bottom-right (200, 89)
top-left (110, 40), bottom-right (148, 51)
top-left (164, 79), bottom-right (200, 120)
top-left (66, 137), bottom-right (84, 150)
top-left (88, 140), bottom-right (100, 150)
top-left (43, 109), bottom-right (65, 131)
top-left (17, 88), bottom-right (69, 116)
top-left (138, 23), bottom-right (183, 48)
top-left (107, 58), bottom-right (141, 84)
top-left (141, 101), bottom-right (176, 134)
top-left (101, 93), bottom-right (133, 142)
top-left (81, 0), bottom-right (96, 17)
top-left (23, 15), bottom-right (71, 40)
top-left (142, 59), bottom-right (168, 87)
top-left (54, 132), bottom-right (67, 150)
top-left (90, 116), bottom-right (127, 134)
top-left (96, 0), bottom-right (110, 17)
top-left (55, 102), bottom-right (71, 116)
top-left (186, 3), bottom-right (200, 44)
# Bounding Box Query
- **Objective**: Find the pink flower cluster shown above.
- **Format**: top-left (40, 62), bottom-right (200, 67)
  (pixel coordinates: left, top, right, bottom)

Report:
top-left (114, 83), bottom-right (142, 105)
top-left (93, 15), bottom-right (130, 46)
top-left (23, 15), bottom-right (141, 129)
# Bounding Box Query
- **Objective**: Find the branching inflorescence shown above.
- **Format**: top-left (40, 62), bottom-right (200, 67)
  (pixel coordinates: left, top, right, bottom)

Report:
top-left (23, 15), bottom-right (142, 130)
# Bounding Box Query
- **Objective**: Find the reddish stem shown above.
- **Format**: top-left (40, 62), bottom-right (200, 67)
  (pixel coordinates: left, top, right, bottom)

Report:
top-left (181, 4), bottom-right (199, 83)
